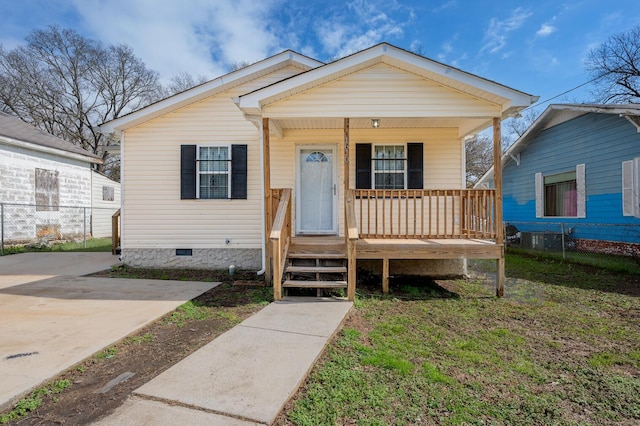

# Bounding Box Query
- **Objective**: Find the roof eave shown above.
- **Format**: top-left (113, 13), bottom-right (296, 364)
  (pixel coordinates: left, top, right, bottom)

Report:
top-left (100, 51), bottom-right (323, 135)
top-left (0, 135), bottom-right (103, 164)
top-left (238, 43), bottom-right (538, 113)
top-left (485, 103), bottom-right (640, 184)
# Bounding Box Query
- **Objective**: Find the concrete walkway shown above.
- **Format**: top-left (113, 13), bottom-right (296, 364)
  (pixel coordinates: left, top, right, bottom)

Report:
top-left (0, 252), bottom-right (218, 411)
top-left (94, 297), bottom-right (353, 426)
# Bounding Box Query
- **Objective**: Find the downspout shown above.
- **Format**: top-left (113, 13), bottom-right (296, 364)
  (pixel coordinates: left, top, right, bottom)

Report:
top-left (119, 130), bottom-right (125, 262)
top-left (234, 103), bottom-right (266, 276)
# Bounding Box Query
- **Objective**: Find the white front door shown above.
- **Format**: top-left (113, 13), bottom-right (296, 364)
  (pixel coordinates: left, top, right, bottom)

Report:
top-left (296, 146), bottom-right (338, 234)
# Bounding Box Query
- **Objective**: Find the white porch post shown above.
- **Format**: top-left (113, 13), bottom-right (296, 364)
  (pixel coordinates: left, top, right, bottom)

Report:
top-left (263, 117), bottom-right (272, 283)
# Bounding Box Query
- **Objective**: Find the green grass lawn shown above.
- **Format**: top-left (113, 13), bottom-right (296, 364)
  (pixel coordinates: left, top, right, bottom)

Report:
top-left (283, 254), bottom-right (640, 425)
top-left (2, 237), bottom-right (112, 255)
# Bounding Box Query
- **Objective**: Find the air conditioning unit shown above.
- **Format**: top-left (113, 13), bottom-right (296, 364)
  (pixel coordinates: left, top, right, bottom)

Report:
top-left (521, 232), bottom-right (563, 251)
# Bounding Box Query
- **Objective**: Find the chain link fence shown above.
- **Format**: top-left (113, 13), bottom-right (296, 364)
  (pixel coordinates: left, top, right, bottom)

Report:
top-left (504, 221), bottom-right (640, 271)
top-left (0, 202), bottom-right (117, 255)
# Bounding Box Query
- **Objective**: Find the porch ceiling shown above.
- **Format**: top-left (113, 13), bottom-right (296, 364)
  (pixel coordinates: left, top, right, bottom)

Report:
top-left (271, 117), bottom-right (490, 137)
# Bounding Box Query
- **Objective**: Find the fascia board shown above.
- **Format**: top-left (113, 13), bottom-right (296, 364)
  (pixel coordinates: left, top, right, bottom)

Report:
top-left (239, 43), bottom-right (538, 112)
top-left (238, 46), bottom-right (387, 110)
top-left (101, 51), bottom-right (322, 134)
top-left (0, 135), bottom-right (102, 164)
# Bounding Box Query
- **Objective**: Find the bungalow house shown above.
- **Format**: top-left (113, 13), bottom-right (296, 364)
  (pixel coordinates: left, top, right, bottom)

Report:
top-left (100, 43), bottom-right (537, 299)
top-left (476, 104), bottom-right (640, 256)
top-left (0, 112), bottom-right (120, 245)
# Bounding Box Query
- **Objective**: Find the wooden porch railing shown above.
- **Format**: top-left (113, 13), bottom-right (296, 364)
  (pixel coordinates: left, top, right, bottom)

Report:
top-left (345, 190), bottom-right (359, 301)
top-left (352, 189), bottom-right (496, 239)
top-left (111, 208), bottom-right (121, 255)
top-left (270, 188), bottom-right (292, 300)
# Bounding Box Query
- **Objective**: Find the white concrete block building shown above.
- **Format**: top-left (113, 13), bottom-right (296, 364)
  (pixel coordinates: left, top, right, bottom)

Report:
top-left (0, 112), bottom-right (119, 244)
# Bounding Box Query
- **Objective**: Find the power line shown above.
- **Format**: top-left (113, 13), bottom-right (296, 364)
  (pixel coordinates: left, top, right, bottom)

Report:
top-left (518, 74), bottom-right (606, 115)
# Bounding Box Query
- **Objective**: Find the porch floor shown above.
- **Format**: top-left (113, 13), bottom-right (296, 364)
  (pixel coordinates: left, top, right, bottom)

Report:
top-left (289, 236), bottom-right (501, 260)
top-left (283, 236), bottom-right (502, 296)
top-left (356, 238), bottom-right (502, 260)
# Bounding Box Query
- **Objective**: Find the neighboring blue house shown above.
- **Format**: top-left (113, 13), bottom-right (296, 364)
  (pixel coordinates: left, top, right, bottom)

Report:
top-left (476, 104), bottom-right (640, 256)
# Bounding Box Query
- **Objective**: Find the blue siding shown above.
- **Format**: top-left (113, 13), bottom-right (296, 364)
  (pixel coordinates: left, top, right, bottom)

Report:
top-left (502, 112), bottom-right (640, 243)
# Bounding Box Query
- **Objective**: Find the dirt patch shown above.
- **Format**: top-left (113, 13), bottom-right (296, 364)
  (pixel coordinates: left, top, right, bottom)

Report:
top-left (5, 269), bottom-right (269, 425)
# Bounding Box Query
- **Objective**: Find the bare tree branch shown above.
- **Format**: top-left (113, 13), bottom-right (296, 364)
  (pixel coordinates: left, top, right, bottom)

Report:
top-left (164, 71), bottom-right (208, 96)
top-left (586, 26), bottom-right (640, 104)
top-left (0, 25), bottom-right (163, 180)
top-left (465, 135), bottom-right (493, 188)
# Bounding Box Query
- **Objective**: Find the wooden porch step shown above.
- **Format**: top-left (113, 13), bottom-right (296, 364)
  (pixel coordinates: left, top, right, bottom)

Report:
top-left (287, 252), bottom-right (346, 259)
top-left (285, 265), bottom-right (347, 273)
top-left (283, 280), bottom-right (348, 289)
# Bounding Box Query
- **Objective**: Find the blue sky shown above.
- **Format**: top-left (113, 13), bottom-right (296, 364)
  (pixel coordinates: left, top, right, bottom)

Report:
top-left (1, 0), bottom-right (639, 118)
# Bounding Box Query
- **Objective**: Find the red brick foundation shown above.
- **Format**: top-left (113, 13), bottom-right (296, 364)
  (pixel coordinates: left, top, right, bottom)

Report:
top-left (574, 239), bottom-right (640, 258)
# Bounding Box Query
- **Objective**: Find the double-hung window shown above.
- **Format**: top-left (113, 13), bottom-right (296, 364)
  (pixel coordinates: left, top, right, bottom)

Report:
top-left (198, 146), bottom-right (230, 199)
top-left (355, 142), bottom-right (423, 190)
top-left (544, 171), bottom-right (577, 216)
top-left (180, 144), bottom-right (248, 200)
top-left (373, 145), bottom-right (406, 189)
top-left (535, 164), bottom-right (585, 218)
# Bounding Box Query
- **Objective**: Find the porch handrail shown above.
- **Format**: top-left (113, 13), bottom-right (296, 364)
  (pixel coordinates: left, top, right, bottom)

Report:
top-left (111, 208), bottom-right (121, 255)
top-left (345, 189), bottom-right (359, 300)
top-left (270, 188), bottom-right (292, 300)
top-left (352, 189), bottom-right (496, 239)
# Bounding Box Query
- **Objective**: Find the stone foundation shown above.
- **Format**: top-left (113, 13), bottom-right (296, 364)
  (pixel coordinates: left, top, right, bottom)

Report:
top-left (357, 259), bottom-right (467, 278)
top-left (122, 248), bottom-right (262, 270)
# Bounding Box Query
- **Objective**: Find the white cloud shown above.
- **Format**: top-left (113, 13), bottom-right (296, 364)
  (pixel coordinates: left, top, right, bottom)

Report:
top-left (481, 7), bottom-right (532, 54)
top-left (70, 0), bottom-right (283, 81)
top-left (536, 23), bottom-right (556, 37)
top-left (315, 0), bottom-right (408, 59)
top-left (432, 1), bottom-right (457, 13)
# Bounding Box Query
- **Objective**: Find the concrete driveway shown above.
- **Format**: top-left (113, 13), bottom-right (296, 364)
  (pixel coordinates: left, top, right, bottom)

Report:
top-left (0, 252), bottom-right (218, 411)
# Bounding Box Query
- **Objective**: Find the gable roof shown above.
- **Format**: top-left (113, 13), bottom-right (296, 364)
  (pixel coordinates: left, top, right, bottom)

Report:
top-left (0, 112), bottom-right (101, 163)
top-left (100, 50), bottom-right (323, 134)
top-left (237, 43), bottom-right (537, 125)
top-left (475, 103), bottom-right (640, 187)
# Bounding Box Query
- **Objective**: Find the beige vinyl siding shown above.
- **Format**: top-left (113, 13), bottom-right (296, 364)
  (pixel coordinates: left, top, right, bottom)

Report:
top-left (122, 67), bottom-right (303, 249)
top-left (264, 63), bottom-right (500, 119)
top-left (90, 171), bottom-right (120, 238)
top-left (271, 128), bottom-right (461, 236)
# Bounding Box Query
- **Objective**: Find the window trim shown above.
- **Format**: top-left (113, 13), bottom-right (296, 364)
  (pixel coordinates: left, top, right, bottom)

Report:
top-left (196, 144), bottom-right (231, 200)
top-left (535, 164), bottom-right (585, 218)
top-left (372, 143), bottom-right (407, 190)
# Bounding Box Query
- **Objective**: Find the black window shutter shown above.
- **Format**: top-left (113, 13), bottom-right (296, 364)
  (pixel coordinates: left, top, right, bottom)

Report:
top-left (231, 144), bottom-right (248, 199)
top-left (180, 145), bottom-right (197, 199)
top-left (407, 142), bottom-right (423, 189)
top-left (355, 143), bottom-right (372, 189)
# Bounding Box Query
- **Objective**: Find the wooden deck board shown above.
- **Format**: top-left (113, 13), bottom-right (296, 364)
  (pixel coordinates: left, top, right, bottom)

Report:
top-left (285, 266), bottom-right (347, 273)
top-left (355, 238), bottom-right (502, 260)
top-left (283, 280), bottom-right (348, 289)
top-left (289, 237), bottom-right (501, 260)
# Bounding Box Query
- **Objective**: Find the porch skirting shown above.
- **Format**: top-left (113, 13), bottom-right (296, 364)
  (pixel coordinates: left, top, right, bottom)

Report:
top-left (122, 248), bottom-right (261, 270)
top-left (357, 259), bottom-right (467, 278)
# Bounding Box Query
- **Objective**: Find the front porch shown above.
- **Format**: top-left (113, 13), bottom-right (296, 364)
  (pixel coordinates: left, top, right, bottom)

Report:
top-left (269, 181), bottom-right (504, 301)
top-left (233, 45), bottom-right (538, 300)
